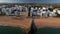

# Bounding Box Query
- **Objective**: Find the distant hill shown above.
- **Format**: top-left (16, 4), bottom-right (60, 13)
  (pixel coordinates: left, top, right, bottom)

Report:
top-left (0, 0), bottom-right (60, 7)
top-left (0, 0), bottom-right (60, 4)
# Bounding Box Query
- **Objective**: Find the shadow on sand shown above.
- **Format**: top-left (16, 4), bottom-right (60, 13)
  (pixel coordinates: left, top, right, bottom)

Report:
top-left (36, 27), bottom-right (60, 34)
top-left (0, 26), bottom-right (25, 34)
top-left (28, 19), bottom-right (37, 34)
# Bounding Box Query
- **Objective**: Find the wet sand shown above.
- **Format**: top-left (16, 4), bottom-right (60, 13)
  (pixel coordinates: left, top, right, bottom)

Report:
top-left (0, 16), bottom-right (60, 29)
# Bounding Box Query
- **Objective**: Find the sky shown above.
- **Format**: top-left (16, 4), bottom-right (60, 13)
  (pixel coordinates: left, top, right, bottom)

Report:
top-left (0, 0), bottom-right (60, 4)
